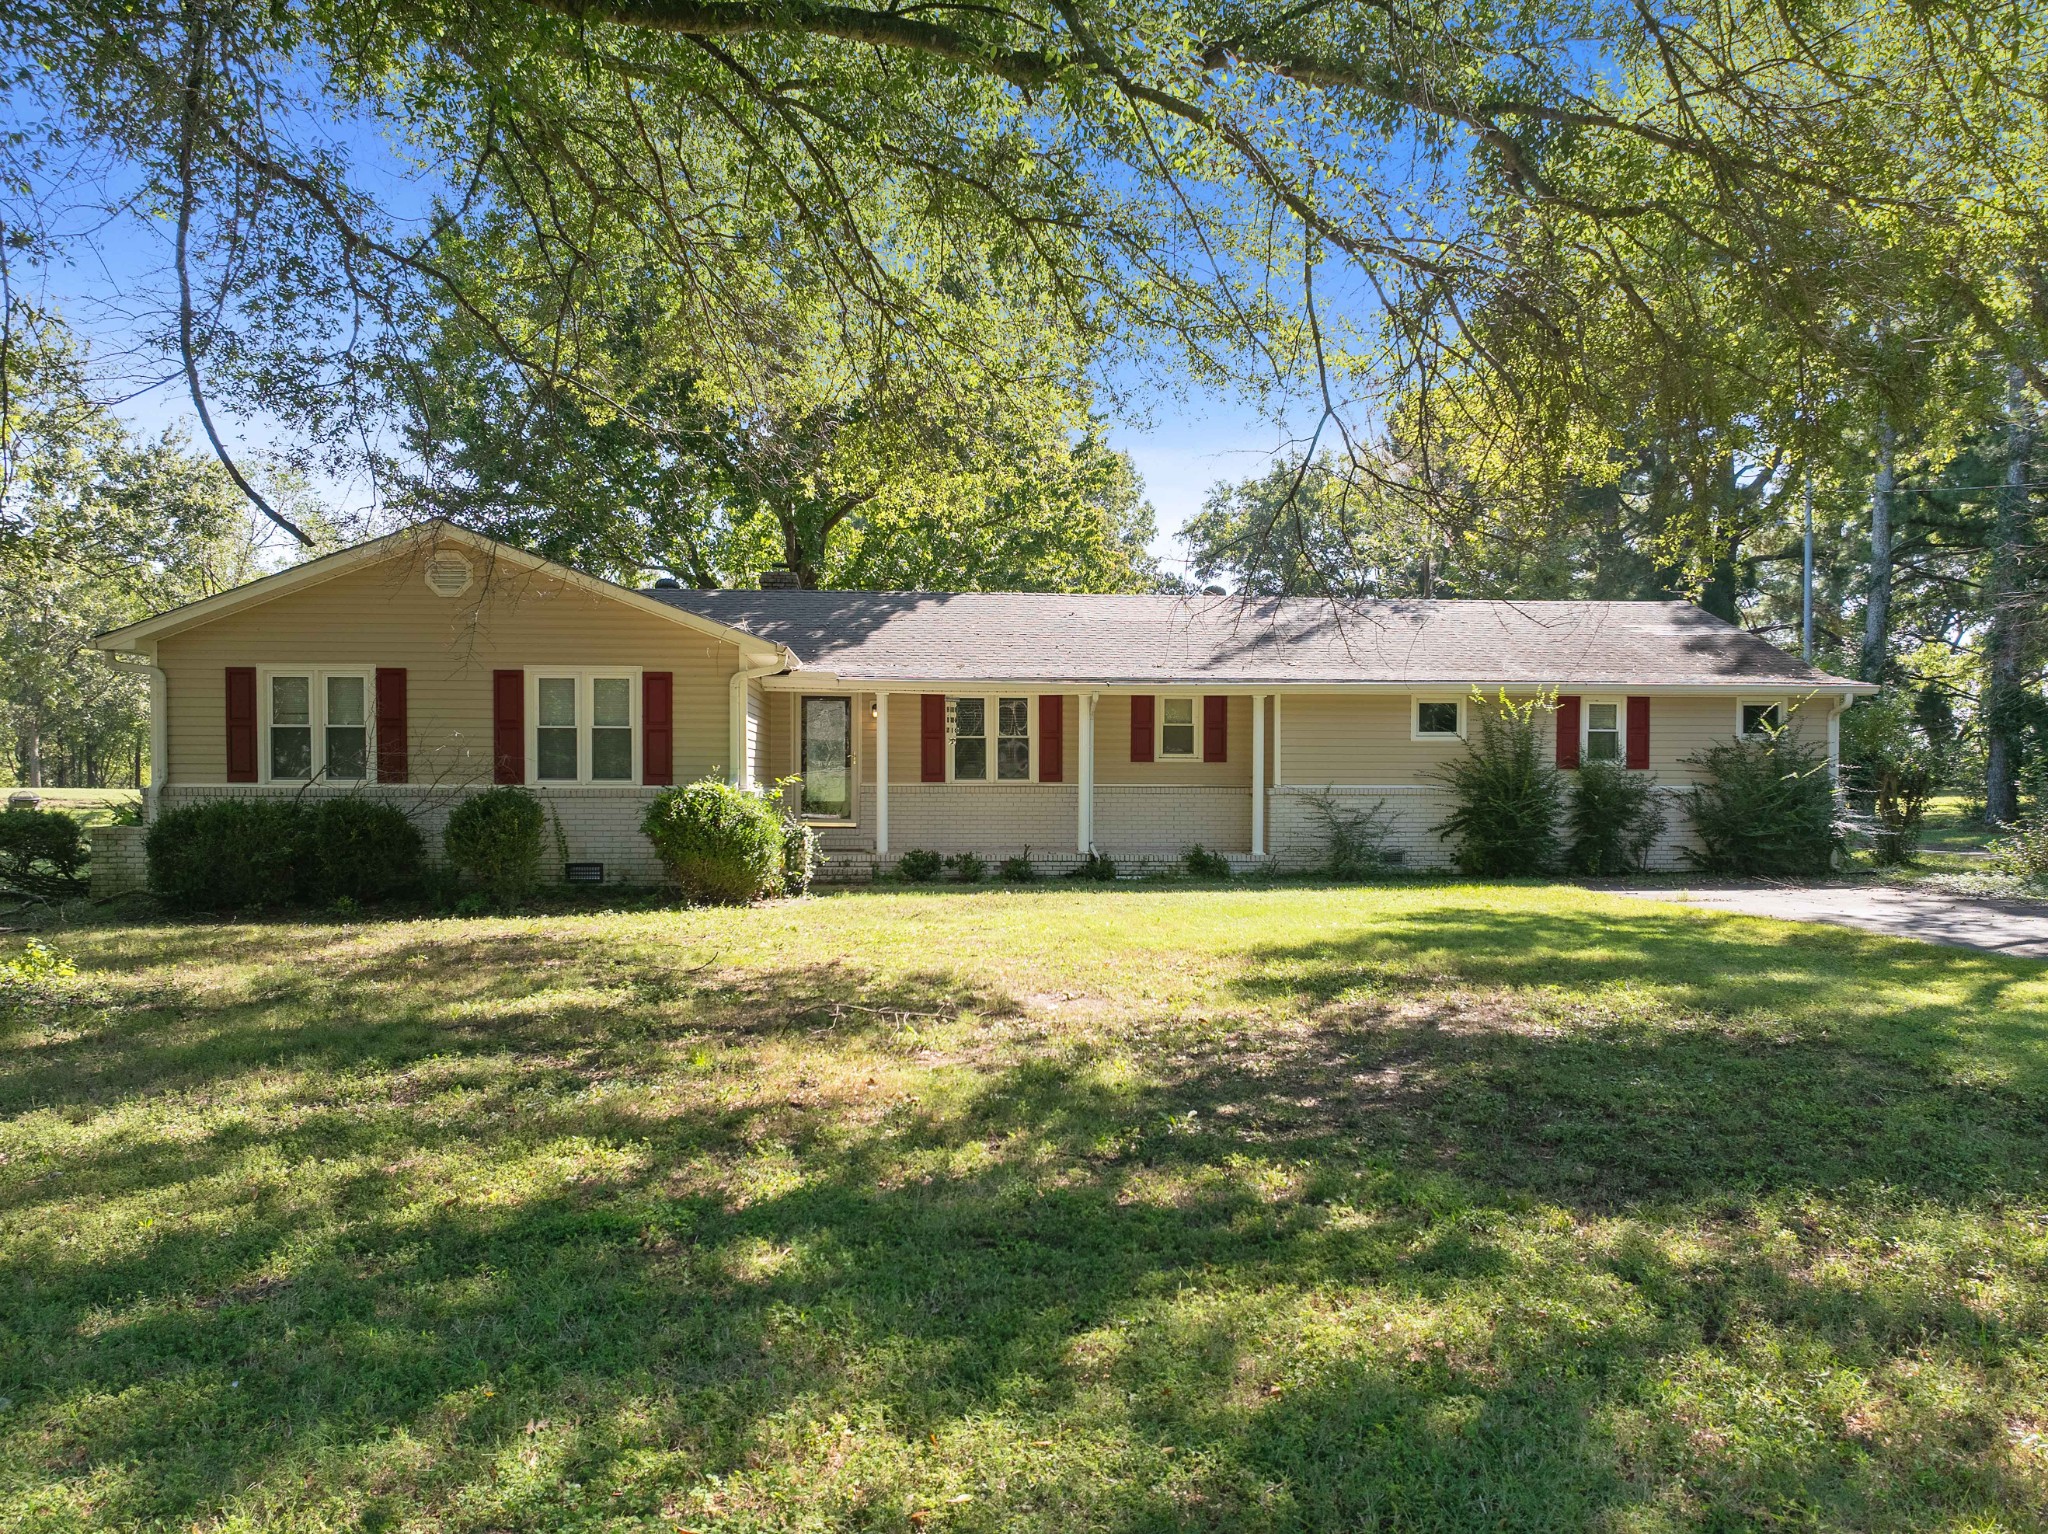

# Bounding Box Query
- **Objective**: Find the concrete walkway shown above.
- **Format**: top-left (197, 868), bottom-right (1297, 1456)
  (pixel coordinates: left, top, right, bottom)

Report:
top-left (1603, 883), bottom-right (2048, 960)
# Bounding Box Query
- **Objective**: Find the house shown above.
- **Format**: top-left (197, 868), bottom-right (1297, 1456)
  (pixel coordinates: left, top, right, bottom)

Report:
top-left (90, 523), bottom-right (1871, 888)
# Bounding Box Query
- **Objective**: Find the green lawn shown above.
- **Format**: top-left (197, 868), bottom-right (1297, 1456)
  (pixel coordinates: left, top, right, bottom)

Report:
top-left (4, 787), bottom-right (142, 827)
top-left (5, 885), bottom-right (2047, 1532)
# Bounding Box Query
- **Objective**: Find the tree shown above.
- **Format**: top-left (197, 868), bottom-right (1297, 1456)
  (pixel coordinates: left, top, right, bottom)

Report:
top-left (0, 320), bottom-right (306, 785)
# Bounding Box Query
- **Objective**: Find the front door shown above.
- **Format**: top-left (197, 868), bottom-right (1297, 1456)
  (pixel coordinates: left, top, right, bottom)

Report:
top-left (801, 695), bottom-right (854, 819)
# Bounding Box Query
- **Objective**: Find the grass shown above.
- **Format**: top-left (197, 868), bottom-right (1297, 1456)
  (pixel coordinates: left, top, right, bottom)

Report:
top-left (5, 787), bottom-right (142, 827)
top-left (4, 883), bottom-right (2048, 1533)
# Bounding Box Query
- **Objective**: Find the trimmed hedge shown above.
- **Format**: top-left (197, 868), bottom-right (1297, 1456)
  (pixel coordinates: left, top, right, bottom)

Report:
top-left (0, 808), bottom-right (89, 899)
top-left (642, 778), bottom-right (789, 904)
top-left (147, 799), bottom-right (310, 910)
top-left (146, 797), bottom-right (428, 911)
top-left (444, 787), bottom-right (546, 903)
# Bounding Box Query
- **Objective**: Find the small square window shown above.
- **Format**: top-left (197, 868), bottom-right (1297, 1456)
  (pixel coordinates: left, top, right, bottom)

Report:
top-left (1741, 702), bottom-right (1783, 738)
top-left (1416, 701), bottom-right (1460, 737)
top-left (1159, 697), bottom-right (1197, 757)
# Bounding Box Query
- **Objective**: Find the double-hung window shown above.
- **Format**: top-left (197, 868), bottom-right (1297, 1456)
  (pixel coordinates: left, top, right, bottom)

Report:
top-left (264, 669), bottom-right (371, 782)
top-left (530, 671), bottom-right (638, 783)
top-left (949, 695), bottom-right (1032, 781)
top-left (1159, 697), bottom-right (1197, 758)
top-left (1584, 700), bottom-right (1622, 763)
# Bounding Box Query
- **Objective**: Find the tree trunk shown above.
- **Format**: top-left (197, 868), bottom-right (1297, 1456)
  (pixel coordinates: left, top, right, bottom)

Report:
top-left (1859, 415), bottom-right (1896, 683)
top-left (22, 717), bottom-right (42, 789)
top-left (1984, 365), bottom-right (2033, 824)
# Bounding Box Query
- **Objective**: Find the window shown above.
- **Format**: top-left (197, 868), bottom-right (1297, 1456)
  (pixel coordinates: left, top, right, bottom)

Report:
top-left (1159, 696), bottom-right (1197, 758)
top-left (591, 677), bottom-right (633, 780)
top-left (1413, 698), bottom-right (1462, 740)
top-left (529, 671), bottom-right (638, 783)
top-left (802, 695), bottom-right (853, 818)
top-left (1584, 700), bottom-right (1621, 763)
top-left (948, 695), bottom-right (1032, 781)
top-left (264, 669), bottom-right (371, 782)
top-left (1740, 700), bottom-right (1785, 738)
top-left (997, 697), bottom-right (1031, 780)
top-left (952, 697), bottom-right (987, 780)
top-left (536, 677), bottom-right (580, 780)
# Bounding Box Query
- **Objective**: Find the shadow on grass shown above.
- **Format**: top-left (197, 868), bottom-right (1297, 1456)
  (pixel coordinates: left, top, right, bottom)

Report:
top-left (5, 903), bottom-right (2046, 1530)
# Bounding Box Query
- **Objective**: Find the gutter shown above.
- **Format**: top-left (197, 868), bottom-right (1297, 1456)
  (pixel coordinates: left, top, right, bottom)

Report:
top-left (103, 649), bottom-right (167, 821)
top-left (728, 646), bottom-right (793, 789)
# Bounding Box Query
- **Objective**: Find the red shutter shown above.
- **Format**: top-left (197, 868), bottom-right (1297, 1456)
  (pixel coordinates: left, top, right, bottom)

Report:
top-left (1203, 695), bottom-right (1228, 762)
top-left (1130, 694), bottom-right (1155, 763)
top-left (920, 694), bottom-right (946, 782)
top-left (1039, 695), bottom-right (1065, 782)
top-left (643, 671), bottom-right (674, 785)
top-left (1626, 696), bottom-right (1651, 770)
top-left (225, 667), bottom-right (258, 782)
top-left (375, 668), bottom-right (408, 784)
top-left (1555, 694), bottom-right (1581, 770)
top-left (492, 670), bottom-right (524, 784)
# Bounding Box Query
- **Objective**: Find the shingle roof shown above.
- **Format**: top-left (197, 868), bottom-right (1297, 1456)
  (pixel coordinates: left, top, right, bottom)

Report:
top-left (646, 590), bottom-right (1861, 689)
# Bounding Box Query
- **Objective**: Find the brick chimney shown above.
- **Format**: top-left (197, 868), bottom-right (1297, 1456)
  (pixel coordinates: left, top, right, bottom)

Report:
top-left (758, 567), bottom-right (802, 589)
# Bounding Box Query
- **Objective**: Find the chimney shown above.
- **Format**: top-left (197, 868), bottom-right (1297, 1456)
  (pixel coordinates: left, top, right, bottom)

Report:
top-left (758, 567), bottom-right (802, 590)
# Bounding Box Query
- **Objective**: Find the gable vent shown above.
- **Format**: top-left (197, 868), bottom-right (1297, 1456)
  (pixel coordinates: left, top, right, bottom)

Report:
top-left (423, 550), bottom-right (474, 598)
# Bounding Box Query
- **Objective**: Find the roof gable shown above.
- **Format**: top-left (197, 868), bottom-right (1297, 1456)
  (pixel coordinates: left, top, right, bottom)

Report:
top-left (94, 523), bottom-right (788, 664)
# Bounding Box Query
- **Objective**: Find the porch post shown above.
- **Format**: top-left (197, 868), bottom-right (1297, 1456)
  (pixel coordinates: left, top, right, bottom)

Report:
top-left (1078, 691), bottom-right (1097, 852)
top-left (874, 691), bottom-right (890, 854)
top-left (1251, 692), bottom-right (1267, 856)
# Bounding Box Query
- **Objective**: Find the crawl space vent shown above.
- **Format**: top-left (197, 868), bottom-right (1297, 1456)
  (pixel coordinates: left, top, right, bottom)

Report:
top-left (422, 550), bottom-right (474, 598)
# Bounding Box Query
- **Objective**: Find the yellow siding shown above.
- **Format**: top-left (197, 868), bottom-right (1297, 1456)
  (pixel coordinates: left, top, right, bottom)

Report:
top-left (156, 554), bottom-right (745, 784)
top-left (1093, 694), bottom-right (1252, 787)
top-left (1276, 690), bottom-right (1833, 786)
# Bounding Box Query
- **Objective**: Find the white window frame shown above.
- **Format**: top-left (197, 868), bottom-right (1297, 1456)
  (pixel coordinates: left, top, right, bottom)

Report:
top-left (1737, 696), bottom-right (1788, 740)
top-left (1156, 694), bottom-right (1200, 759)
top-left (525, 668), bottom-right (641, 785)
top-left (258, 666), bottom-right (374, 784)
top-left (945, 694), bottom-right (1036, 783)
top-left (1582, 695), bottom-right (1626, 765)
top-left (1410, 694), bottom-right (1466, 742)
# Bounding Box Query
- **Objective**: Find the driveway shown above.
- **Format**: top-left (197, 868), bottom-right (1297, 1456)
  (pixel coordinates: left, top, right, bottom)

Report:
top-left (1602, 883), bottom-right (2048, 960)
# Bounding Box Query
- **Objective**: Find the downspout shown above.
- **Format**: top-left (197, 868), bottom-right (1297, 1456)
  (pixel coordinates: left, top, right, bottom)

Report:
top-left (727, 647), bottom-right (792, 789)
top-left (104, 650), bottom-right (167, 822)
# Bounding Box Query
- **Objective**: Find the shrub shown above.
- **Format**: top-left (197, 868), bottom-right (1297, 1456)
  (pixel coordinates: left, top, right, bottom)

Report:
top-left (1306, 791), bottom-right (1396, 878)
top-left (1565, 761), bottom-right (1666, 876)
top-left (1430, 693), bottom-right (1565, 875)
top-left (0, 808), bottom-right (89, 899)
top-left (1840, 693), bottom-right (1947, 865)
top-left (1182, 844), bottom-right (1232, 879)
top-left (998, 853), bottom-right (1039, 882)
top-left (641, 778), bottom-right (786, 904)
top-left (945, 851), bottom-right (986, 883)
top-left (895, 848), bottom-right (944, 882)
top-left (147, 798), bottom-right (306, 910)
top-left (1066, 850), bottom-right (1117, 881)
top-left (781, 816), bottom-right (821, 897)
top-left (1989, 812), bottom-right (2048, 885)
top-left (445, 786), bottom-right (547, 903)
top-left (300, 798), bottom-right (424, 903)
top-left (1681, 732), bottom-right (1842, 876)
